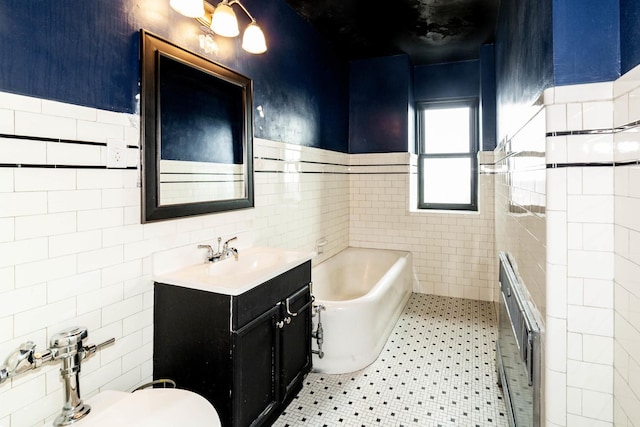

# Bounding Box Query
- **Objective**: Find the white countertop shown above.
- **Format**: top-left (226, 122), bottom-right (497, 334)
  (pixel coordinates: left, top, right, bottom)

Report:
top-left (153, 246), bottom-right (313, 295)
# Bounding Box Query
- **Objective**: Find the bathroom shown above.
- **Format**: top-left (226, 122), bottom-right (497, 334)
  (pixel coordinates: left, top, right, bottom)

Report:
top-left (1, 0), bottom-right (639, 426)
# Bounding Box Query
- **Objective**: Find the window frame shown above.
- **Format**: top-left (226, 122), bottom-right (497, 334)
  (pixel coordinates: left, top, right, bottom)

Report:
top-left (416, 98), bottom-right (479, 211)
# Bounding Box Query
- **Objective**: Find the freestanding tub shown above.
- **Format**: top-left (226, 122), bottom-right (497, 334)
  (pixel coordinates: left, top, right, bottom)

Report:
top-left (311, 247), bottom-right (413, 374)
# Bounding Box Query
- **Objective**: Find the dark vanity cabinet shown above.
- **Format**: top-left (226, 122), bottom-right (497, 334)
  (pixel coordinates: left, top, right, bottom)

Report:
top-left (153, 261), bottom-right (313, 427)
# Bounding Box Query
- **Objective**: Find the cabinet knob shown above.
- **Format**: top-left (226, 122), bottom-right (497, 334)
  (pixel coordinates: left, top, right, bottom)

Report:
top-left (284, 317), bottom-right (291, 325)
top-left (276, 320), bottom-right (284, 329)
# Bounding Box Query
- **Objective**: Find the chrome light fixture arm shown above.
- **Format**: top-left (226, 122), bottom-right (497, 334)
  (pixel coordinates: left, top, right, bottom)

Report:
top-left (196, 0), bottom-right (257, 23)
top-left (228, 0), bottom-right (257, 23)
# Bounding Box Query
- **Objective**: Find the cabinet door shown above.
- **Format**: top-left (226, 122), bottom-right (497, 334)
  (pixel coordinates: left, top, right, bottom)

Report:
top-left (154, 283), bottom-right (234, 421)
top-left (232, 304), bottom-right (280, 427)
top-left (279, 284), bottom-right (313, 403)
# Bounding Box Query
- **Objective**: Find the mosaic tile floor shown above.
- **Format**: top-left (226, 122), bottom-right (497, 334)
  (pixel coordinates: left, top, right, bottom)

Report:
top-left (275, 293), bottom-right (508, 427)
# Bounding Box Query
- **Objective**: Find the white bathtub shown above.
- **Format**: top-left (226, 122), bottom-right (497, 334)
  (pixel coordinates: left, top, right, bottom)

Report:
top-left (311, 247), bottom-right (413, 374)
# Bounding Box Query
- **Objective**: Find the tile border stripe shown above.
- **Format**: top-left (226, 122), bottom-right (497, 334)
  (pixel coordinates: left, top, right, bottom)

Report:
top-left (0, 133), bottom-right (138, 149)
top-left (547, 160), bottom-right (640, 169)
top-left (0, 163), bottom-right (137, 170)
top-left (545, 118), bottom-right (640, 138)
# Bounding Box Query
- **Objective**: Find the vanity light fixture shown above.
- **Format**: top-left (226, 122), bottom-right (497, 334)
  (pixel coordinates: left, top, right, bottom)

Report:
top-left (169, 0), bottom-right (267, 54)
top-left (209, 1), bottom-right (239, 37)
top-left (169, 0), bottom-right (205, 18)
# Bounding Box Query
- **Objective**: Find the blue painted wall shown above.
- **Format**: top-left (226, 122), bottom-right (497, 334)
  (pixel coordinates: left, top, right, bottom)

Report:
top-left (408, 66), bottom-right (416, 154)
top-left (494, 0), bottom-right (632, 140)
top-left (350, 55), bottom-right (496, 154)
top-left (413, 58), bottom-right (496, 151)
top-left (0, 0), bottom-right (349, 152)
top-left (621, 0), bottom-right (640, 75)
top-left (414, 60), bottom-right (480, 101)
top-left (349, 55), bottom-right (412, 154)
top-left (553, 0), bottom-right (620, 85)
top-left (0, 1), bottom-right (138, 113)
top-left (480, 45), bottom-right (497, 151)
top-left (494, 0), bottom-right (553, 140)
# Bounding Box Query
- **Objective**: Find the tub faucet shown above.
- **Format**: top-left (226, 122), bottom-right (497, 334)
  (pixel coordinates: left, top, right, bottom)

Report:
top-left (312, 304), bottom-right (326, 359)
top-left (0, 327), bottom-right (114, 426)
top-left (198, 236), bottom-right (238, 263)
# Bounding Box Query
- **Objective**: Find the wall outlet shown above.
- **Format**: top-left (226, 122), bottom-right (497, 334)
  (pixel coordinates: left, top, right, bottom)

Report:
top-left (106, 140), bottom-right (127, 168)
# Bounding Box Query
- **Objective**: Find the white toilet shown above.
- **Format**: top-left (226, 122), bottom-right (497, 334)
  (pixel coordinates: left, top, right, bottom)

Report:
top-left (68, 388), bottom-right (222, 427)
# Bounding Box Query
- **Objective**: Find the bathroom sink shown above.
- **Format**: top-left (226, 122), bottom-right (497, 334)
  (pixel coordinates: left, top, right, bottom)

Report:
top-left (153, 246), bottom-right (313, 295)
top-left (206, 250), bottom-right (281, 276)
top-left (70, 388), bottom-right (221, 427)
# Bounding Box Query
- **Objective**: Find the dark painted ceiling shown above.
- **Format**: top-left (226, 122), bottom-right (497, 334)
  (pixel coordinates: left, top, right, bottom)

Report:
top-left (285, 0), bottom-right (501, 65)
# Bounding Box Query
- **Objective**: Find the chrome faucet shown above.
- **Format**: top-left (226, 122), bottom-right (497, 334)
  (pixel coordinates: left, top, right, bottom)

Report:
top-left (197, 243), bottom-right (216, 261)
top-left (198, 236), bottom-right (239, 263)
top-left (0, 326), bottom-right (114, 426)
top-left (222, 236), bottom-right (239, 261)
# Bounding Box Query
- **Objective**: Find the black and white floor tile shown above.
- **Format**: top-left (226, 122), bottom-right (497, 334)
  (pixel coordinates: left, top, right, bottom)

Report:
top-left (275, 293), bottom-right (508, 427)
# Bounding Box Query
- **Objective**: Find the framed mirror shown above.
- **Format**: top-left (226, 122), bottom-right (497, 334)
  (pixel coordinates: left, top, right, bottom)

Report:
top-left (140, 30), bottom-right (254, 223)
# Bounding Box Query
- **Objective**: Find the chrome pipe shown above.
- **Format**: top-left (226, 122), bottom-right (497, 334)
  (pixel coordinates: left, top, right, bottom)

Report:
top-left (312, 304), bottom-right (326, 359)
top-left (0, 327), bottom-right (114, 426)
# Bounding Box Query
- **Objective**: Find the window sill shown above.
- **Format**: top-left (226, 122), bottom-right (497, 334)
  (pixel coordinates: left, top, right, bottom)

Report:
top-left (408, 207), bottom-right (480, 215)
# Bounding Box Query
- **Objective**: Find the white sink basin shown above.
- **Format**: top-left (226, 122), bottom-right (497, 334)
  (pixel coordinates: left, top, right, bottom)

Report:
top-left (205, 250), bottom-right (281, 276)
top-left (69, 389), bottom-right (221, 427)
top-left (153, 246), bottom-right (313, 295)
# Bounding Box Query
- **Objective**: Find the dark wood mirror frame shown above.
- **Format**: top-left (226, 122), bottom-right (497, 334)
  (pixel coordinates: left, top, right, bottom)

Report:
top-left (140, 29), bottom-right (254, 223)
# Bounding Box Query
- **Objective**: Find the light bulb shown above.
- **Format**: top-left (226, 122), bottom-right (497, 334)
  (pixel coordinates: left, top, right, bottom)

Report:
top-left (210, 3), bottom-right (240, 37)
top-left (169, 0), bottom-right (205, 18)
top-left (242, 22), bottom-right (267, 54)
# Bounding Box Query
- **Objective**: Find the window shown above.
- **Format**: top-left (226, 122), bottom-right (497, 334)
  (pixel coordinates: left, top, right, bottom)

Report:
top-left (416, 99), bottom-right (478, 211)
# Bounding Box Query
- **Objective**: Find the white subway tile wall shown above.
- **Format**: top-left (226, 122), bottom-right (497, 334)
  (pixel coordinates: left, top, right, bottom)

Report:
top-left (349, 152), bottom-right (496, 301)
top-left (538, 67), bottom-right (640, 426)
top-left (547, 99), bottom-right (610, 425)
top-left (495, 104), bottom-right (549, 426)
top-left (0, 91), bottom-right (351, 426)
top-left (496, 71), bottom-right (640, 427)
top-left (495, 107), bottom-right (547, 315)
top-left (613, 64), bottom-right (640, 427)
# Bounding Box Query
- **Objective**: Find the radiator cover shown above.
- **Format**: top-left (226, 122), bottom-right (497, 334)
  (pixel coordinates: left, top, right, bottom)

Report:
top-left (496, 252), bottom-right (541, 426)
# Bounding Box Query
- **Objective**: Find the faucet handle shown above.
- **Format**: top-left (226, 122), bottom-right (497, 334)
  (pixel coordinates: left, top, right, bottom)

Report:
top-left (198, 244), bottom-right (214, 256)
top-left (84, 338), bottom-right (116, 356)
top-left (223, 236), bottom-right (237, 250)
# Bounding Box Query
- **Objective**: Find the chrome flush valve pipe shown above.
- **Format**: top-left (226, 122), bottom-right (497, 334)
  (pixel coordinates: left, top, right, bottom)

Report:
top-left (50, 327), bottom-right (115, 426)
top-left (0, 327), bottom-right (115, 426)
top-left (0, 341), bottom-right (53, 384)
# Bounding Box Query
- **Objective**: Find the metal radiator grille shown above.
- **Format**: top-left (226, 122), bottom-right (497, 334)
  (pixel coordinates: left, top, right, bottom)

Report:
top-left (496, 252), bottom-right (541, 427)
